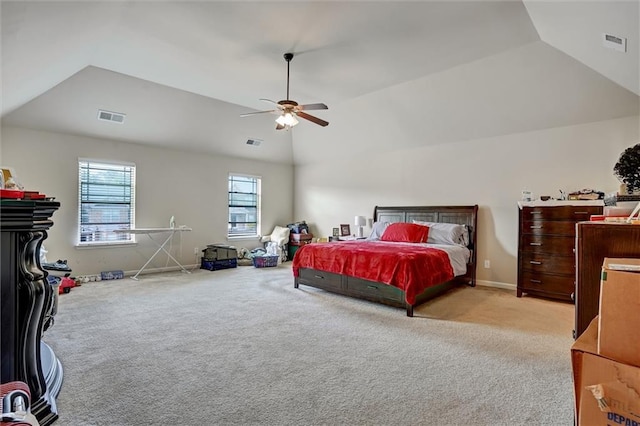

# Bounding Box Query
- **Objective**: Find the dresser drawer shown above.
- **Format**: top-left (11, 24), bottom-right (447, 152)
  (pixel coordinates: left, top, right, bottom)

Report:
top-left (519, 270), bottom-right (574, 296)
top-left (519, 234), bottom-right (575, 255)
top-left (521, 220), bottom-right (576, 236)
top-left (522, 206), bottom-right (602, 221)
top-left (298, 268), bottom-right (343, 292)
top-left (519, 253), bottom-right (575, 275)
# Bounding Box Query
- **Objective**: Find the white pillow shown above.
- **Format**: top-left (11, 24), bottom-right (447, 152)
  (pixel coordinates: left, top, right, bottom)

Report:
top-left (413, 220), bottom-right (469, 246)
top-left (366, 221), bottom-right (390, 241)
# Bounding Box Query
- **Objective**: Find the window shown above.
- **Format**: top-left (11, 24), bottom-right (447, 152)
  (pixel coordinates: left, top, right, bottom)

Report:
top-left (228, 174), bottom-right (260, 238)
top-left (78, 159), bottom-right (136, 245)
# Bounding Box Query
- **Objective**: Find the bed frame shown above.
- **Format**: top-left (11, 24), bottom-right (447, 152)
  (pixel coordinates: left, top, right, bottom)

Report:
top-left (294, 205), bottom-right (478, 316)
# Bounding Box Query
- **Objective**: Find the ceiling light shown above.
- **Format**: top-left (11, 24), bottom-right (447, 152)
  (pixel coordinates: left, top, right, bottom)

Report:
top-left (275, 112), bottom-right (299, 128)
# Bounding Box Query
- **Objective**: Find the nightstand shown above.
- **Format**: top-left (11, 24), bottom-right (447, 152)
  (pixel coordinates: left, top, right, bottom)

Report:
top-left (288, 233), bottom-right (313, 260)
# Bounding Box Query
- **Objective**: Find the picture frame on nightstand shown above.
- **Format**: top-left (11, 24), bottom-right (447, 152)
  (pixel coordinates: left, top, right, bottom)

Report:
top-left (340, 224), bottom-right (350, 236)
top-left (332, 227), bottom-right (339, 237)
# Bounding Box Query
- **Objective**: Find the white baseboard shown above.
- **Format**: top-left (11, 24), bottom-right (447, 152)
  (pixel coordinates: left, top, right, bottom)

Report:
top-left (74, 264), bottom-right (200, 283)
top-left (123, 264), bottom-right (199, 277)
top-left (475, 280), bottom-right (517, 291)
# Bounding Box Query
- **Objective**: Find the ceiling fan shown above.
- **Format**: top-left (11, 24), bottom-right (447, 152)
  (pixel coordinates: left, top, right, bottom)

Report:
top-left (241, 52), bottom-right (329, 130)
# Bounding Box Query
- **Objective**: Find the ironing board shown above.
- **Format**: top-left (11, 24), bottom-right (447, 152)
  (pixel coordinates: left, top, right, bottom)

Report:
top-left (113, 227), bottom-right (192, 280)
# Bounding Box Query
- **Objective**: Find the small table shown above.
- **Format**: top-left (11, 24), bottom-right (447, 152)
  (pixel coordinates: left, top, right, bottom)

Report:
top-left (113, 227), bottom-right (192, 280)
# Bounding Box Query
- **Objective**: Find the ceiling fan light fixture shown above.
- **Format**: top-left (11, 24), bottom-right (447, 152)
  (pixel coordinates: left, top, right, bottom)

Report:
top-left (276, 112), bottom-right (299, 127)
top-left (241, 52), bottom-right (328, 129)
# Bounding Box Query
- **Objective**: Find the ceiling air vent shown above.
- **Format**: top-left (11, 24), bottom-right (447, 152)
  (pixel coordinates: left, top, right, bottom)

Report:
top-left (602, 33), bottom-right (626, 52)
top-left (97, 109), bottom-right (126, 124)
top-left (246, 139), bottom-right (262, 146)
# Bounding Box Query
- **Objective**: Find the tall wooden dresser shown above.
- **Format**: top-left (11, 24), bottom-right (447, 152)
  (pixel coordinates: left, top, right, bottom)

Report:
top-left (517, 202), bottom-right (603, 302)
top-left (575, 222), bottom-right (640, 339)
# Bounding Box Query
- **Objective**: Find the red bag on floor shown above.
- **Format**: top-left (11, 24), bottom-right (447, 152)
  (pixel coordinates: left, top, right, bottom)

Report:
top-left (58, 277), bottom-right (75, 294)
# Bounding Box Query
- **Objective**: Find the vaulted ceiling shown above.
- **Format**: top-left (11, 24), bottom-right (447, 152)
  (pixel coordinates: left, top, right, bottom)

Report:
top-left (2, 1), bottom-right (638, 165)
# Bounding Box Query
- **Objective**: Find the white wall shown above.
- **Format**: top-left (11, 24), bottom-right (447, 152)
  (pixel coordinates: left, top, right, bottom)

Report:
top-left (293, 116), bottom-right (640, 288)
top-left (3, 116), bottom-right (637, 287)
top-left (1, 126), bottom-right (294, 276)
top-left (291, 41), bottom-right (639, 166)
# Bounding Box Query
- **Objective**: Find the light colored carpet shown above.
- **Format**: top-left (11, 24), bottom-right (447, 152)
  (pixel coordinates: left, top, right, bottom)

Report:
top-left (44, 264), bottom-right (575, 425)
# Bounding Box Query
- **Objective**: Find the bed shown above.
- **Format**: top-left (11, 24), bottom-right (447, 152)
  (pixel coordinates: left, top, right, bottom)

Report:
top-left (293, 205), bottom-right (478, 316)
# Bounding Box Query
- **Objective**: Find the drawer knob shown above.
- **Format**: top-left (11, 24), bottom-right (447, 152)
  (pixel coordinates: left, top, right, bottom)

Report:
top-left (367, 285), bottom-right (379, 290)
top-left (314, 275), bottom-right (325, 279)
top-left (529, 261), bottom-right (542, 265)
top-left (529, 226), bottom-right (543, 229)
top-left (529, 242), bottom-right (542, 246)
top-left (574, 211), bottom-right (589, 215)
top-left (530, 279), bottom-right (542, 284)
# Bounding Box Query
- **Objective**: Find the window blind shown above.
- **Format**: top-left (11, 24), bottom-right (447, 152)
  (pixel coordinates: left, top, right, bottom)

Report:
top-left (228, 174), bottom-right (260, 237)
top-left (78, 160), bottom-right (136, 244)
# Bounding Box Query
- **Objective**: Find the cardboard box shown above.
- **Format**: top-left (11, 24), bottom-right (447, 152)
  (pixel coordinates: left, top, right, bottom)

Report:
top-left (598, 258), bottom-right (640, 367)
top-left (571, 318), bottom-right (640, 425)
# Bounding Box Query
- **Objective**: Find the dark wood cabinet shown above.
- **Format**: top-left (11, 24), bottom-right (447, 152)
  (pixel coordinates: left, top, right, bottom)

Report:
top-left (574, 222), bottom-right (640, 339)
top-left (1, 199), bottom-right (62, 425)
top-left (517, 204), bottom-right (602, 301)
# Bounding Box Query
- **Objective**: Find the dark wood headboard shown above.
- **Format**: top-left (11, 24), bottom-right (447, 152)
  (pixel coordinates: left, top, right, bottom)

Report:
top-left (373, 205), bottom-right (479, 285)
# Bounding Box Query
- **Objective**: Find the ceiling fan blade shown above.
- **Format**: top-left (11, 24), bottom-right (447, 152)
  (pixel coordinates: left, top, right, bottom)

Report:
top-left (240, 109), bottom-right (277, 117)
top-left (298, 103), bottom-right (328, 111)
top-left (297, 111), bottom-right (329, 127)
top-left (260, 98), bottom-right (280, 106)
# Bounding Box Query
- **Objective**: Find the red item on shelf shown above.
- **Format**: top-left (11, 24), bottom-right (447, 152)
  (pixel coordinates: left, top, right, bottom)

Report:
top-left (23, 191), bottom-right (46, 200)
top-left (0, 189), bottom-right (24, 199)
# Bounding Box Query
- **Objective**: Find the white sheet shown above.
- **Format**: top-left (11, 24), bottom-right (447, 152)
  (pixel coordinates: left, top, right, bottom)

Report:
top-left (421, 243), bottom-right (470, 277)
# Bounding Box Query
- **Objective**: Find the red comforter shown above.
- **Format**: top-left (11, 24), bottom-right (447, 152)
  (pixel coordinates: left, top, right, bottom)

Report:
top-left (292, 241), bottom-right (455, 305)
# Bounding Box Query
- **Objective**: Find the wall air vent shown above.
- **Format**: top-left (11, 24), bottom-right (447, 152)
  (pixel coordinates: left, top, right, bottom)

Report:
top-left (246, 139), bottom-right (262, 146)
top-left (97, 109), bottom-right (126, 124)
top-left (602, 33), bottom-right (626, 52)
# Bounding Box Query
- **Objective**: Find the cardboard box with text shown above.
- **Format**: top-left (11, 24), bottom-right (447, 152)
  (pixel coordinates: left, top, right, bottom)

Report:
top-left (571, 318), bottom-right (640, 425)
top-left (598, 258), bottom-right (640, 367)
